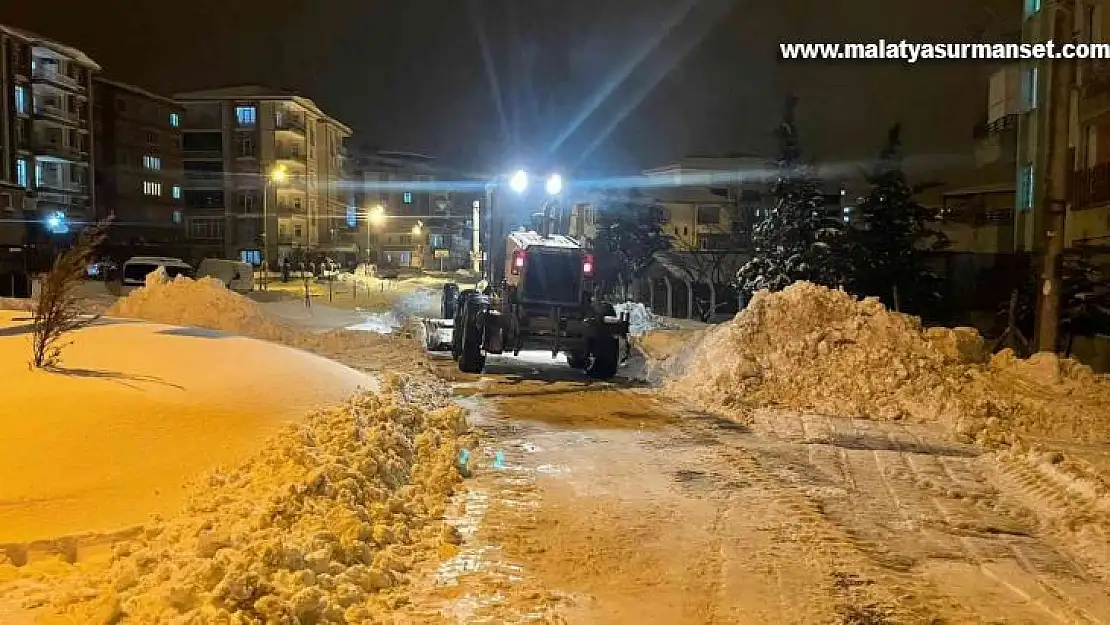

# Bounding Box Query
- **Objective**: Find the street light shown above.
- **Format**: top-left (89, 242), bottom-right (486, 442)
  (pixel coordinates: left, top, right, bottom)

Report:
top-left (509, 169), bottom-right (528, 194)
top-left (261, 164), bottom-right (287, 290)
top-left (365, 205), bottom-right (385, 265)
top-left (412, 221), bottom-right (423, 236)
top-left (545, 173), bottom-right (563, 196)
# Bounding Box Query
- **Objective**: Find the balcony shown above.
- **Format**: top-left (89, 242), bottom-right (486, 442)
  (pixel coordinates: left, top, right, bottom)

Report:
top-left (184, 171), bottom-right (225, 188)
top-left (32, 105), bottom-right (83, 126)
top-left (1081, 59), bottom-right (1110, 121)
top-left (274, 175), bottom-right (308, 192)
top-left (274, 116), bottom-right (306, 134)
top-left (31, 67), bottom-right (84, 91)
top-left (274, 150), bottom-right (307, 164)
top-left (33, 141), bottom-right (87, 161)
top-left (37, 179), bottom-right (88, 196)
top-left (972, 114), bottom-right (1018, 139)
top-left (183, 148), bottom-right (223, 160)
top-left (1073, 162), bottom-right (1110, 209)
top-left (35, 192), bottom-right (89, 210)
top-left (973, 114), bottom-right (1019, 167)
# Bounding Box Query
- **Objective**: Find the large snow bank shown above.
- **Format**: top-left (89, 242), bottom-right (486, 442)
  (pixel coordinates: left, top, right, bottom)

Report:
top-left (0, 310), bottom-right (372, 544)
top-left (107, 269), bottom-right (431, 376)
top-left (665, 281), bottom-right (1110, 445)
top-left (7, 376), bottom-right (470, 623)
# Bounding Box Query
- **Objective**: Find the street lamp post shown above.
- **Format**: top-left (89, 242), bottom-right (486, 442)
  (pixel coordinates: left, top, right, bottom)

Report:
top-left (365, 204), bottom-right (385, 269)
top-left (262, 164), bottom-right (287, 290)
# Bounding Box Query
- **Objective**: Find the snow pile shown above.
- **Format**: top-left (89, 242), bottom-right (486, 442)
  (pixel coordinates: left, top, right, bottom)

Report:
top-left (666, 281), bottom-right (1110, 444)
top-left (107, 269), bottom-right (432, 376)
top-left (20, 375), bottom-right (471, 623)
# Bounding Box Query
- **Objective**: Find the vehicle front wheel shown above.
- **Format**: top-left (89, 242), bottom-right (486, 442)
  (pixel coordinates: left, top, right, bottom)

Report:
top-left (566, 351), bottom-right (588, 369)
top-left (458, 298), bottom-right (486, 374)
top-left (585, 337), bottom-right (619, 379)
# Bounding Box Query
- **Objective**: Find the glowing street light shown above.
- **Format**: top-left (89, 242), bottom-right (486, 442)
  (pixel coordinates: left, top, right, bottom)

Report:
top-left (367, 204), bottom-right (385, 226)
top-left (545, 173), bottom-right (563, 196)
top-left (270, 164), bottom-right (287, 183)
top-left (508, 169), bottom-right (528, 194)
top-left (412, 221), bottom-right (424, 236)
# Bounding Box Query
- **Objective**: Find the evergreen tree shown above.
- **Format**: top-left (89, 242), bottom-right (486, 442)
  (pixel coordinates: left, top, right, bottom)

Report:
top-left (737, 95), bottom-right (848, 297)
top-left (848, 124), bottom-right (948, 313)
top-left (593, 189), bottom-right (672, 298)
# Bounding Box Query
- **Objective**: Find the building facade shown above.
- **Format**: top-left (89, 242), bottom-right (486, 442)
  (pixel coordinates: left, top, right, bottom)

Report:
top-left (347, 150), bottom-right (455, 269)
top-left (0, 25), bottom-right (98, 266)
top-left (93, 78), bottom-right (185, 249)
top-left (174, 85), bottom-right (351, 265)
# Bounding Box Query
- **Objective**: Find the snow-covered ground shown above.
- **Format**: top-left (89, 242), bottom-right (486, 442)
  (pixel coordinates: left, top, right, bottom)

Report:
top-left (0, 310), bottom-right (373, 545)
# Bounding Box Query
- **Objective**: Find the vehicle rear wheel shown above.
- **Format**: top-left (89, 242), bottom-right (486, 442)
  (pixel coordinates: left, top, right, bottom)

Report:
top-left (458, 298), bottom-right (486, 374)
top-left (566, 352), bottom-right (588, 369)
top-left (585, 337), bottom-right (619, 379)
top-left (442, 282), bottom-right (459, 319)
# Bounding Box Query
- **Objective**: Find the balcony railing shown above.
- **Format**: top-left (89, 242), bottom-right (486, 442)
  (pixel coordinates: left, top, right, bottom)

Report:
top-left (33, 141), bottom-right (87, 160)
top-left (1073, 162), bottom-right (1110, 208)
top-left (972, 113), bottom-right (1019, 139)
top-left (1083, 59), bottom-right (1110, 99)
top-left (31, 68), bottom-right (83, 90)
top-left (183, 148), bottom-right (223, 159)
top-left (184, 171), bottom-right (225, 187)
top-left (275, 175), bottom-right (308, 191)
top-left (275, 116), bottom-right (306, 133)
top-left (37, 179), bottom-right (88, 195)
top-left (274, 151), bottom-right (307, 163)
top-left (33, 106), bottom-right (82, 125)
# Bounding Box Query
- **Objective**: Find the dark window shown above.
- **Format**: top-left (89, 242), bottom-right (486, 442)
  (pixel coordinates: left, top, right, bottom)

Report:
top-left (697, 206), bottom-right (721, 224)
top-left (519, 250), bottom-right (581, 304)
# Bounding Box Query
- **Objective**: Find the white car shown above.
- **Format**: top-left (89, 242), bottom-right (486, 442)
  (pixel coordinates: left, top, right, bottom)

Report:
top-left (110, 256), bottom-right (194, 295)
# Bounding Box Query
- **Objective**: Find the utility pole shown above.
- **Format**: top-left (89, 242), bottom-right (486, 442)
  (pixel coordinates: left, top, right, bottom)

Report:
top-left (1035, 0), bottom-right (1076, 352)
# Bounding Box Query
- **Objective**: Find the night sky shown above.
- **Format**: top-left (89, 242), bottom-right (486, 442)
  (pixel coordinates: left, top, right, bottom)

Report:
top-left (4, 0), bottom-right (1017, 180)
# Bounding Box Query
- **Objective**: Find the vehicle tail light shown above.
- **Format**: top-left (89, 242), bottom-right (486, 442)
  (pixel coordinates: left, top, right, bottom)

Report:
top-left (582, 254), bottom-right (594, 277)
top-left (511, 249), bottom-right (525, 275)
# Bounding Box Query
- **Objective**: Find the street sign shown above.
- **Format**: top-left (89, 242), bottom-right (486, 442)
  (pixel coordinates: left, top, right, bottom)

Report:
top-left (434, 249), bottom-right (450, 259)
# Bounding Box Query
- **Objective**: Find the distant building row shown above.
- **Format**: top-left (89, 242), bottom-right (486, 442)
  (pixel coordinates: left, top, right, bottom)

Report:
top-left (0, 24), bottom-right (469, 279)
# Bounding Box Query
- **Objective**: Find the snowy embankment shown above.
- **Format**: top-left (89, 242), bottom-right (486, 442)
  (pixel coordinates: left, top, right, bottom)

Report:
top-left (0, 271), bottom-right (473, 622)
top-left (0, 311), bottom-right (372, 546)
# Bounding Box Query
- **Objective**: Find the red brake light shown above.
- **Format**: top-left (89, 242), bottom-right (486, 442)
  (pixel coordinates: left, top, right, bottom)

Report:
top-left (582, 254), bottom-right (594, 277)
top-left (511, 249), bottom-right (525, 275)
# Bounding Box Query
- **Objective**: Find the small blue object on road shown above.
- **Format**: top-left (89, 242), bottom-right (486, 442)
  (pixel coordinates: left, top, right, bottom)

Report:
top-left (493, 450), bottom-right (505, 469)
top-left (457, 448), bottom-right (470, 473)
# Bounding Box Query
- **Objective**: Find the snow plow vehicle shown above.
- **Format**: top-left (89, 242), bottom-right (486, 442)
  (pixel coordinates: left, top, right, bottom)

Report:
top-left (440, 230), bottom-right (629, 379)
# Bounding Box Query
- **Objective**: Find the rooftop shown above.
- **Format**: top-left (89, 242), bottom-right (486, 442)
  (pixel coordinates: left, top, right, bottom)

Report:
top-left (94, 77), bottom-right (181, 108)
top-left (0, 24), bottom-right (100, 70)
top-left (172, 84), bottom-right (352, 134)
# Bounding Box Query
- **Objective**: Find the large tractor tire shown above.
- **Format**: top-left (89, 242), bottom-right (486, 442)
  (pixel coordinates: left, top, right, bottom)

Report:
top-left (566, 352), bottom-right (588, 369)
top-left (585, 302), bottom-right (620, 379)
top-left (441, 282), bottom-right (459, 319)
top-left (451, 289), bottom-right (475, 361)
top-left (457, 297), bottom-right (487, 374)
top-left (585, 336), bottom-right (619, 379)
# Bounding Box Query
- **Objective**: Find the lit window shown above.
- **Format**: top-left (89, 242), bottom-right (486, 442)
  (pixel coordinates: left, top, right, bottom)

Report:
top-left (346, 206), bottom-right (357, 227)
top-left (143, 181), bottom-right (162, 196)
top-left (1019, 164), bottom-right (1034, 210)
top-left (143, 155), bottom-right (162, 170)
top-left (403, 192), bottom-right (413, 204)
top-left (1022, 67), bottom-right (1039, 110)
top-left (35, 163), bottom-right (43, 187)
top-left (170, 112), bottom-right (181, 127)
top-left (16, 158), bottom-right (28, 188)
top-left (172, 210), bottom-right (182, 224)
top-left (172, 185), bottom-right (182, 199)
top-left (1024, 0), bottom-right (1041, 18)
top-left (235, 106), bottom-right (257, 126)
top-left (13, 85), bottom-right (27, 115)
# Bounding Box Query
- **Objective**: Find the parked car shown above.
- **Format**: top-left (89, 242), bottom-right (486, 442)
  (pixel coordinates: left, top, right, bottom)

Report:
top-left (196, 258), bottom-right (254, 293)
top-left (108, 256), bottom-right (194, 296)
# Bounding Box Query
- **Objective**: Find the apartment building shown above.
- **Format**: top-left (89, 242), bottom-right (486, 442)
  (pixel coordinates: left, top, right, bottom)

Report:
top-left (173, 85), bottom-right (351, 264)
top-left (347, 149), bottom-right (453, 269)
top-left (0, 25), bottom-right (98, 265)
top-left (93, 78), bottom-right (185, 248)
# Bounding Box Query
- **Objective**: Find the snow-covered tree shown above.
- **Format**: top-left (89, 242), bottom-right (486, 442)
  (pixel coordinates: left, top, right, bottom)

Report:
top-left (593, 189), bottom-right (672, 299)
top-left (848, 124), bottom-right (947, 313)
top-left (737, 95), bottom-right (848, 297)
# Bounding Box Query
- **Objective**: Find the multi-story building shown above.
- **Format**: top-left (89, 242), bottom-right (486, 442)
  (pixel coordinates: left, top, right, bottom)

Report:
top-left (93, 78), bottom-right (185, 249)
top-left (1070, 2), bottom-right (1110, 248)
top-left (347, 149), bottom-right (454, 269)
top-left (173, 85), bottom-right (351, 265)
top-left (0, 25), bottom-right (98, 266)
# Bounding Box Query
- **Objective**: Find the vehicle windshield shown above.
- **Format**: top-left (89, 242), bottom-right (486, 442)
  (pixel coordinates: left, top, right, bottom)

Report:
top-left (123, 263), bottom-right (194, 283)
